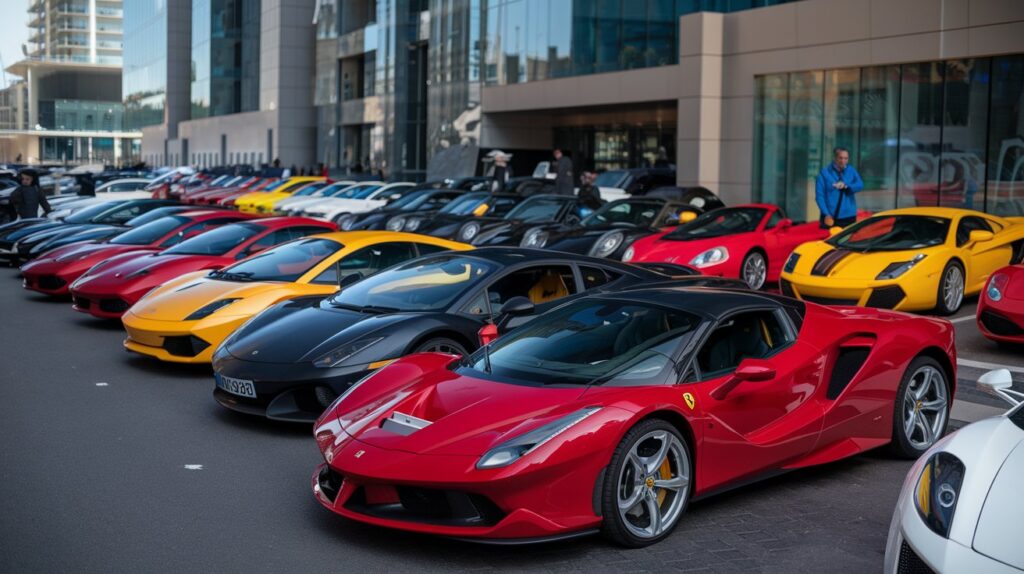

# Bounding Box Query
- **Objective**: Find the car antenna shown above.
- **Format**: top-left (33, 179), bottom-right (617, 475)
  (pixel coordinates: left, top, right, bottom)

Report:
top-left (482, 288), bottom-right (494, 373)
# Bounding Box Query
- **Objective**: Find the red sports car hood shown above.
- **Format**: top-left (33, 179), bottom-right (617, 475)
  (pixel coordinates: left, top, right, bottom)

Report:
top-left (26, 242), bottom-right (155, 270)
top-left (632, 231), bottom-right (755, 264)
top-left (335, 355), bottom-right (599, 457)
top-left (77, 252), bottom-right (228, 290)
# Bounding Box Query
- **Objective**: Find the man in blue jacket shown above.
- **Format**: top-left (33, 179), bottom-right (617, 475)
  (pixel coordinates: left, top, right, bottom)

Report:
top-left (815, 147), bottom-right (863, 228)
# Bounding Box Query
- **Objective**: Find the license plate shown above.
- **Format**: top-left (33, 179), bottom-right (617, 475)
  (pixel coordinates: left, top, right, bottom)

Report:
top-left (216, 374), bottom-right (257, 398)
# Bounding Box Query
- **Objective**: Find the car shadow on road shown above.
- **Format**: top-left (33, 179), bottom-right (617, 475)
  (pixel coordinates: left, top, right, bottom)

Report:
top-left (71, 316), bottom-right (125, 331)
top-left (121, 354), bottom-right (213, 379)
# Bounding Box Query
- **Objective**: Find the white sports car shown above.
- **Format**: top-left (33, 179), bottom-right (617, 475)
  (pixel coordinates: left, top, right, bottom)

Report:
top-left (272, 180), bottom-right (356, 214)
top-left (298, 182), bottom-right (415, 222)
top-left (47, 178), bottom-right (154, 219)
top-left (884, 369), bottom-right (1024, 574)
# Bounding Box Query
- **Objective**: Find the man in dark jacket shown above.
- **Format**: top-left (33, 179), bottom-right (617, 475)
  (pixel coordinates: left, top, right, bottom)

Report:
top-left (11, 171), bottom-right (52, 219)
top-left (577, 171), bottom-right (603, 212)
top-left (552, 148), bottom-right (574, 195)
top-left (76, 173), bottom-right (96, 196)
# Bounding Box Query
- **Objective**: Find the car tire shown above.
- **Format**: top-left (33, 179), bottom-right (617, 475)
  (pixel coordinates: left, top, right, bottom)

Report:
top-left (740, 251), bottom-right (767, 290)
top-left (601, 419), bottom-right (691, 548)
top-left (934, 260), bottom-right (965, 315)
top-left (412, 337), bottom-right (468, 357)
top-left (888, 356), bottom-right (950, 459)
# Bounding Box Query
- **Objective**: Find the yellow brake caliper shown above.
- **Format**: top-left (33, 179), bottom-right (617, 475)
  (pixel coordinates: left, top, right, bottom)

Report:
top-left (656, 457), bottom-right (672, 506)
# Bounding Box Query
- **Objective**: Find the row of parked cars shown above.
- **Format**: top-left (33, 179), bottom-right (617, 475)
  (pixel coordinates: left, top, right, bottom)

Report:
top-left (2, 167), bottom-right (1023, 570)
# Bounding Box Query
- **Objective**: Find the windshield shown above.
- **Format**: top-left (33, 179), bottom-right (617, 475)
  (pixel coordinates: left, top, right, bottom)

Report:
top-left (441, 193), bottom-right (489, 215)
top-left (665, 207), bottom-right (766, 240)
top-left (290, 183), bottom-right (325, 197)
top-left (325, 254), bottom-right (495, 312)
top-left (336, 184), bottom-right (382, 199)
top-left (109, 216), bottom-right (189, 245)
top-left (594, 170), bottom-right (630, 189)
top-left (459, 299), bottom-right (700, 386)
top-left (827, 215), bottom-right (951, 251)
top-left (125, 206), bottom-right (185, 227)
top-left (505, 197), bottom-right (570, 222)
top-left (164, 223), bottom-right (264, 255)
top-left (211, 237), bottom-right (341, 282)
top-left (259, 179), bottom-right (289, 192)
top-left (385, 189), bottom-right (432, 210)
top-left (65, 201), bottom-right (127, 223)
top-left (583, 200), bottom-right (663, 227)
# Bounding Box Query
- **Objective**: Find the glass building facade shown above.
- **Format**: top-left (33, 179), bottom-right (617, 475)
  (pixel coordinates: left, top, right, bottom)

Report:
top-left (754, 55), bottom-right (1024, 220)
top-left (123, 0), bottom-right (168, 130)
top-left (191, 0), bottom-right (261, 119)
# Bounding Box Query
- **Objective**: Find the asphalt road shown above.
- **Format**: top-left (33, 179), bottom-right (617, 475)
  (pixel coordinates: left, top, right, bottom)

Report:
top-left (1, 265), bottom-right (1021, 574)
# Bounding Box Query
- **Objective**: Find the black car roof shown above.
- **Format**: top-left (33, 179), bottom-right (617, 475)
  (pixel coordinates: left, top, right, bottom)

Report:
top-left (593, 285), bottom-right (806, 321)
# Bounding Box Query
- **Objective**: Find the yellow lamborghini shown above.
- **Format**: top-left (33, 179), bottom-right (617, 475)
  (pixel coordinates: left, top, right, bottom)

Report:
top-left (234, 176), bottom-right (325, 214)
top-left (780, 207), bottom-right (1024, 314)
top-left (121, 231), bottom-right (472, 363)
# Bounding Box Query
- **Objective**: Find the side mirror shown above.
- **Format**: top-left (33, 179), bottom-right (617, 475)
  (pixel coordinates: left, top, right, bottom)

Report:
top-left (969, 229), bottom-right (994, 244)
top-left (338, 272), bottom-right (363, 288)
top-left (710, 359), bottom-right (776, 400)
top-left (776, 218), bottom-right (793, 230)
top-left (977, 369), bottom-right (1023, 408)
top-left (478, 323), bottom-right (499, 347)
top-left (828, 226), bottom-right (843, 236)
top-left (495, 296), bottom-right (535, 331)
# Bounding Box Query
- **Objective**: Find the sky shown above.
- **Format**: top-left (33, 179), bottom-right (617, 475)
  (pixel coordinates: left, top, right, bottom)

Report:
top-left (0, 0), bottom-right (31, 85)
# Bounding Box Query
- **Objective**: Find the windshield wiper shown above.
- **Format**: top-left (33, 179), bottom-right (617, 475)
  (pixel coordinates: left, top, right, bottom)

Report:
top-left (210, 270), bottom-right (255, 282)
top-left (359, 304), bottom-right (401, 314)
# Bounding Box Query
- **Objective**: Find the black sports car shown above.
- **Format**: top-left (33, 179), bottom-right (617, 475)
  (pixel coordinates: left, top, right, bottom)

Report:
top-left (211, 247), bottom-right (720, 422)
top-left (338, 189), bottom-right (465, 231)
top-left (384, 192), bottom-right (521, 238)
top-left (645, 186), bottom-right (726, 211)
top-left (466, 194), bottom-right (593, 247)
top-left (514, 196), bottom-right (701, 259)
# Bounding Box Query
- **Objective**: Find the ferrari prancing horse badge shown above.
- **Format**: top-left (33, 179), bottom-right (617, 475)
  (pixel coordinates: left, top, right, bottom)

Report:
top-left (682, 393), bottom-right (695, 410)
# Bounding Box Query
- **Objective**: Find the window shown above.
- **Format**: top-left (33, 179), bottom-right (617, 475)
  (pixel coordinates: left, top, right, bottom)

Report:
top-left (579, 266), bottom-right (619, 289)
top-left (414, 243), bottom-right (451, 256)
top-left (465, 265), bottom-right (579, 315)
top-left (955, 216), bottom-right (994, 247)
top-left (696, 310), bottom-right (793, 378)
top-left (766, 211), bottom-right (784, 229)
top-left (156, 220), bottom-right (226, 247)
top-left (310, 242), bottom-right (416, 285)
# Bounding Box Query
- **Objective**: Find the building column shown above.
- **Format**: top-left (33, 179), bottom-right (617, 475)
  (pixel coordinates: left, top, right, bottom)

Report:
top-left (676, 13), bottom-right (725, 197)
top-left (89, 0), bottom-right (97, 62)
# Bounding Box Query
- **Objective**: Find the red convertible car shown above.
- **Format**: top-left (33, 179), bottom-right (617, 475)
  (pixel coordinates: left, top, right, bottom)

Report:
top-left (313, 287), bottom-right (956, 546)
top-left (977, 264), bottom-right (1024, 346)
top-left (20, 210), bottom-right (253, 296)
top-left (68, 217), bottom-right (335, 318)
top-left (622, 204), bottom-right (829, 289)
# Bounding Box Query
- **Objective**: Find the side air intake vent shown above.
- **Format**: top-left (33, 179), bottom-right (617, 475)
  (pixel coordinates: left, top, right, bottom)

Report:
top-left (827, 347), bottom-right (870, 400)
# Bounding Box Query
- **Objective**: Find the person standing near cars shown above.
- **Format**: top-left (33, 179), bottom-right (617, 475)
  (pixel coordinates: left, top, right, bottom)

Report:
top-left (815, 147), bottom-right (864, 228)
top-left (577, 171), bottom-right (603, 213)
top-left (76, 173), bottom-right (96, 196)
top-left (11, 170), bottom-right (52, 219)
top-left (552, 148), bottom-right (574, 195)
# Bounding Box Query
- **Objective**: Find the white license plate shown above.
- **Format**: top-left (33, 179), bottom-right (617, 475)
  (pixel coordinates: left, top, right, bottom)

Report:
top-left (216, 374), bottom-right (257, 398)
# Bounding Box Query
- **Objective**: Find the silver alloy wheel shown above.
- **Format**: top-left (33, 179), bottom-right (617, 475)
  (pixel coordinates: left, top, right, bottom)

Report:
top-left (942, 265), bottom-right (964, 311)
top-left (742, 252), bottom-right (767, 290)
top-left (616, 430), bottom-right (690, 540)
top-left (902, 365), bottom-right (948, 450)
top-left (420, 341), bottom-right (464, 356)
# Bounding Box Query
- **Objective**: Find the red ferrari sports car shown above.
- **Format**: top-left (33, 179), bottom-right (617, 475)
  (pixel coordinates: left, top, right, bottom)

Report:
top-left (977, 264), bottom-right (1024, 346)
top-left (21, 210), bottom-right (253, 296)
top-left (312, 287), bottom-right (956, 546)
top-left (622, 204), bottom-right (829, 289)
top-left (68, 217), bottom-right (335, 318)
top-left (187, 177), bottom-right (270, 205)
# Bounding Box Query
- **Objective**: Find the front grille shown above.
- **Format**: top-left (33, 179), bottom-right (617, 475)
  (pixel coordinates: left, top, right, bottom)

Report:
top-left (38, 275), bottom-right (66, 290)
top-left (318, 466), bottom-right (344, 503)
top-left (162, 335), bottom-right (211, 357)
top-left (980, 310), bottom-right (1024, 336)
top-left (99, 298), bottom-right (130, 313)
top-left (801, 294), bottom-right (860, 306)
top-left (779, 278), bottom-right (796, 298)
top-left (811, 249), bottom-right (853, 276)
top-left (866, 285), bottom-right (906, 309)
top-left (73, 295), bottom-right (91, 310)
top-left (345, 485), bottom-right (505, 527)
top-left (897, 541), bottom-right (935, 574)
top-left (828, 347), bottom-right (870, 399)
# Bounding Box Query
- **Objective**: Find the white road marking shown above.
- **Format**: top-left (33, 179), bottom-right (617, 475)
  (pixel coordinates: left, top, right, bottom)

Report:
top-left (957, 358), bottom-right (1024, 374)
top-left (95, 382), bottom-right (108, 386)
top-left (184, 465), bottom-right (204, 470)
top-left (949, 316), bottom-right (975, 324)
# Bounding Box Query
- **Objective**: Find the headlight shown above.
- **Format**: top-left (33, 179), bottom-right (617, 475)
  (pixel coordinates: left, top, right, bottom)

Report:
top-left (386, 216), bottom-right (406, 231)
top-left (476, 407), bottom-right (601, 469)
top-left (876, 254), bottom-right (926, 280)
top-left (622, 245), bottom-right (635, 262)
top-left (521, 228), bottom-right (548, 248)
top-left (915, 452), bottom-right (965, 538)
top-left (589, 231), bottom-right (624, 258)
top-left (987, 273), bottom-right (1007, 302)
top-left (339, 215), bottom-right (356, 230)
top-left (312, 336), bottom-right (384, 369)
top-left (689, 247), bottom-right (729, 268)
top-left (185, 298), bottom-right (241, 321)
top-left (459, 222), bottom-right (481, 242)
top-left (405, 217), bottom-right (422, 232)
top-left (783, 252), bottom-right (800, 273)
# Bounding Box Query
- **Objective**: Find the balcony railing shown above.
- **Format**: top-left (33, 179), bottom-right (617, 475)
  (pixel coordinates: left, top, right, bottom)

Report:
top-left (97, 41), bottom-right (122, 50)
top-left (96, 26), bottom-right (123, 35)
top-left (96, 7), bottom-right (123, 17)
top-left (55, 4), bottom-right (90, 14)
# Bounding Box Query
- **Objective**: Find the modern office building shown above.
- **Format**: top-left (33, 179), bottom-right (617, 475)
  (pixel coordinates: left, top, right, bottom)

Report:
top-left (315, 0), bottom-right (1024, 218)
top-left (0, 0), bottom-right (141, 165)
top-left (127, 0), bottom-right (317, 169)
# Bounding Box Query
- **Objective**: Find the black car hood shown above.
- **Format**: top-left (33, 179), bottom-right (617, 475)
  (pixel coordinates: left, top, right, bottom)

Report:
top-left (472, 219), bottom-right (542, 246)
top-left (32, 226), bottom-right (121, 253)
top-left (224, 302), bottom-right (418, 364)
top-left (3, 221), bottom-right (67, 242)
